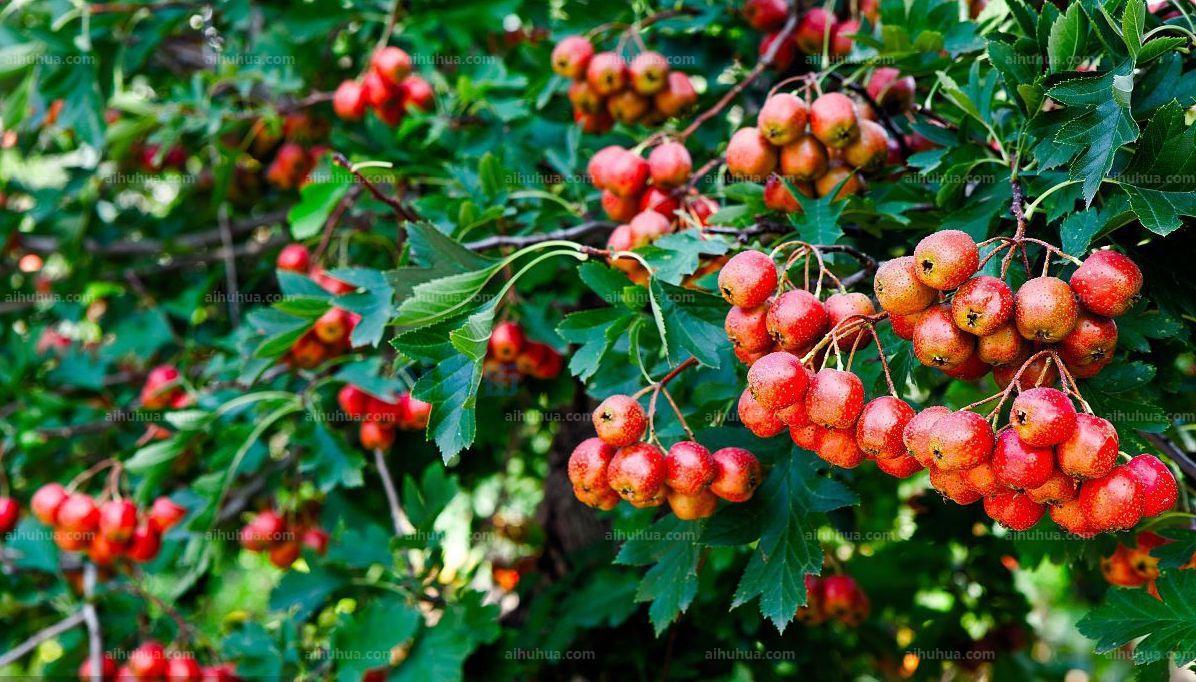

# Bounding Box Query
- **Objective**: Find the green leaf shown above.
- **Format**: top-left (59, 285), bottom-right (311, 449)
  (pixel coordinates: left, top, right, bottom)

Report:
top-left (1121, 0), bottom-right (1144, 59)
top-left (578, 261), bottom-right (646, 309)
top-left (394, 265), bottom-right (503, 328)
top-left (648, 279), bottom-right (726, 369)
top-left (1136, 37), bottom-right (1186, 64)
top-left (615, 516), bottom-right (702, 636)
top-left (1048, 3), bottom-right (1089, 73)
top-left (392, 592), bottom-right (500, 682)
top-left (394, 323), bottom-right (484, 463)
top-left (557, 308), bottom-right (637, 381)
top-left (331, 598), bottom-right (421, 682)
top-left (288, 165), bottom-right (351, 239)
top-left (269, 564), bottom-right (345, 622)
top-left (1077, 571), bottom-right (1196, 666)
top-left (299, 421), bottom-right (365, 492)
top-left (327, 268), bottom-right (395, 348)
top-left (1117, 101), bottom-right (1196, 234)
top-left (1152, 530), bottom-right (1196, 570)
top-left (272, 296), bottom-right (331, 318)
top-left (637, 231), bottom-right (729, 285)
top-left (1047, 64), bottom-right (1140, 203)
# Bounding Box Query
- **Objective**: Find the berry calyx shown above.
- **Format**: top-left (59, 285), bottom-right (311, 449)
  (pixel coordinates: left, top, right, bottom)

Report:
top-left (874, 256), bottom-right (936, 315)
top-left (951, 276), bottom-right (1014, 336)
top-left (913, 230), bottom-right (979, 290)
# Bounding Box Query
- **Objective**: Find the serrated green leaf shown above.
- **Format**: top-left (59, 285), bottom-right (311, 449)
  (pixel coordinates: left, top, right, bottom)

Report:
top-left (1048, 3), bottom-right (1089, 73)
top-left (648, 279), bottom-right (725, 369)
top-left (1077, 571), bottom-right (1196, 666)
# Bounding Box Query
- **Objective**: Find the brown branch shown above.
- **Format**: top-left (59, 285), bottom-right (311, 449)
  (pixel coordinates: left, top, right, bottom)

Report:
top-left (330, 153), bottom-right (421, 222)
top-left (464, 220), bottom-right (614, 251)
top-left (313, 185), bottom-right (364, 263)
top-left (0, 612), bottom-right (87, 668)
top-left (374, 449), bottom-right (414, 536)
top-left (17, 209), bottom-right (288, 257)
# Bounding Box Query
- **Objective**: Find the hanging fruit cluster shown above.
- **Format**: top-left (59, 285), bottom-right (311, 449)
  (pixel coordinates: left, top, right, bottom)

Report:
top-left (729, 89), bottom-right (892, 204)
top-left (716, 241), bottom-right (1178, 535)
top-left (1101, 531), bottom-right (1195, 598)
top-left (551, 34), bottom-right (698, 133)
top-left (569, 393), bottom-right (762, 519)
top-left (139, 364), bottom-right (192, 410)
top-left (239, 507), bottom-right (329, 569)
top-left (875, 231), bottom-right (1140, 386)
top-left (274, 244), bottom-right (361, 369)
top-left (30, 474), bottom-right (184, 566)
top-left (483, 321), bottom-right (564, 385)
top-left (80, 641), bottom-right (239, 681)
top-left (332, 46), bottom-right (434, 124)
top-left (337, 384), bottom-right (431, 451)
top-left (742, 0), bottom-right (874, 70)
top-left (796, 573), bottom-right (870, 627)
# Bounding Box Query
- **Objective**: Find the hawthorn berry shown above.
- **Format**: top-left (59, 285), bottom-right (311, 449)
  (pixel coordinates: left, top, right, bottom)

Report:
top-left (813, 164), bottom-right (864, 200)
top-left (370, 46), bottom-right (412, 87)
top-left (276, 243), bottom-right (311, 272)
top-left (824, 292), bottom-right (876, 349)
top-left (963, 461), bottom-right (1003, 496)
top-left (148, 496), bottom-right (187, 533)
top-left (766, 290), bottom-right (829, 351)
top-left (808, 93), bottom-right (859, 149)
top-left (747, 351), bottom-right (808, 411)
top-left (928, 466), bottom-right (983, 505)
top-left (1079, 465), bottom-right (1142, 532)
top-left (664, 441), bottom-right (716, 495)
top-left (654, 72), bottom-right (697, 117)
top-left (1010, 387), bottom-right (1077, 448)
top-left (607, 443), bottom-right (667, 508)
top-left (337, 384), bottom-right (370, 419)
top-left (1056, 413), bottom-right (1118, 479)
top-left (991, 429), bottom-right (1054, 490)
top-left (31, 482), bottom-right (68, 525)
top-left (1059, 311), bottom-right (1117, 367)
top-left (758, 93), bottom-right (809, 146)
top-left (1049, 497), bottom-right (1095, 537)
top-left (57, 493), bottom-right (99, 534)
top-left (763, 175), bottom-right (809, 213)
top-left (805, 368), bottom-right (865, 430)
top-left (725, 302), bottom-right (774, 353)
top-left (667, 489), bottom-right (719, 520)
top-left (551, 36), bottom-right (595, 79)
top-left (875, 453), bottom-right (924, 478)
top-left (97, 499), bottom-right (137, 543)
top-left (592, 395), bottom-right (647, 447)
top-left (359, 421), bottom-right (396, 450)
top-left (794, 8), bottom-right (837, 54)
top-left (628, 51), bottom-right (670, 95)
top-left (855, 396), bottom-right (915, 459)
top-left (1070, 250), bottom-right (1142, 318)
top-left (912, 304), bottom-right (975, 370)
top-left (951, 276), bottom-right (1014, 335)
top-left (984, 491), bottom-right (1045, 531)
top-left (902, 406), bottom-right (951, 467)
top-left (790, 422), bottom-right (825, 451)
top-left (313, 307), bottom-right (354, 345)
top-left (647, 142), bottom-right (692, 188)
top-left (913, 230), bottom-right (979, 291)
top-left (488, 321), bottom-right (526, 362)
top-left (738, 389), bottom-right (787, 438)
top-left (726, 127), bottom-right (779, 180)
top-left (567, 437), bottom-right (616, 494)
top-left (0, 498), bottom-right (19, 534)
top-left (718, 250), bottom-right (778, 309)
top-left (1123, 454), bottom-right (1177, 517)
top-left (927, 410), bottom-right (993, 471)
top-left (866, 67), bottom-right (916, 113)
top-left (842, 120), bottom-right (889, 170)
top-left (628, 210), bottom-right (671, 244)
top-left (709, 447), bottom-right (762, 502)
top-left (78, 654), bottom-right (119, 682)
top-left (586, 52), bottom-right (627, 96)
top-left (815, 427), bottom-right (866, 468)
top-left (1013, 276), bottom-right (1079, 343)
top-left (603, 150), bottom-right (650, 197)
top-left (743, 0), bottom-right (789, 30)
top-left (976, 323), bottom-right (1029, 366)
top-left (779, 136), bottom-right (829, 181)
top-left (874, 256), bottom-right (936, 315)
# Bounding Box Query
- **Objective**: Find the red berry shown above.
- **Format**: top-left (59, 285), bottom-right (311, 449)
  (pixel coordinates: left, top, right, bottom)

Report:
top-left (913, 230), bottom-right (979, 290)
top-left (1079, 465), bottom-right (1142, 532)
top-left (963, 461), bottom-right (1003, 496)
top-left (842, 119), bottom-right (889, 170)
top-left (927, 410), bottom-right (994, 471)
top-left (31, 483), bottom-right (68, 525)
top-left (370, 46), bottom-right (412, 87)
top-left (487, 321), bottom-right (526, 362)
top-left (725, 303), bottom-right (773, 353)
top-left (743, 0), bottom-right (789, 30)
top-left (902, 406), bottom-right (951, 467)
top-left (794, 8), bottom-right (837, 54)
top-left (629, 51), bottom-right (670, 95)
top-left (359, 421), bottom-right (396, 450)
top-left (779, 136), bottom-right (829, 181)
top-left (1059, 311), bottom-right (1118, 367)
top-left (951, 276), bottom-right (1014, 335)
top-left (607, 443), bottom-right (667, 508)
top-left (165, 655), bottom-right (203, 682)
top-left (1050, 497), bottom-right (1095, 536)
top-left (1056, 413), bottom-right (1118, 479)
top-left (147, 496), bottom-right (186, 533)
top-left (718, 251), bottom-right (778, 309)
top-left (874, 256), bottom-right (936, 315)
top-left (586, 51), bottom-right (628, 96)
top-left (855, 396), bottom-right (915, 459)
top-left (567, 437), bottom-right (616, 494)
top-left (991, 429), bottom-right (1054, 490)
top-left (912, 304), bottom-right (975, 370)
top-left (738, 389), bottom-right (787, 438)
top-left (808, 93), bottom-right (859, 149)
top-left (129, 641), bottom-right (168, 679)
top-left (666, 489), bottom-right (719, 520)
top-left (709, 447), bottom-right (762, 502)
top-left (276, 243), bottom-right (311, 272)
top-left (1010, 387), bottom-right (1077, 448)
top-left (551, 35), bottom-right (595, 79)
top-left (400, 75), bottom-right (434, 112)
top-left (1070, 250), bottom-right (1142, 318)
top-left (725, 127), bottom-right (778, 180)
top-left (647, 142), bottom-right (692, 188)
top-left (757, 93), bottom-right (809, 146)
top-left (747, 351), bottom-right (808, 411)
top-left (302, 528), bottom-right (330, 555)
top-left (824, 292), bottom-right (876, 349)
top-left (875, 453), bottom-right (924, 478)
top-left (332, 80), bottom-right (368, 120)
top-left (78, 653), bottom-right (119, 682)
top-left (57, 493), bottom-right (99, 533)
top-left (665, 441), bottom-right (716, 495)
top-left (269, 541), bottom-right (301, 568)
top-left (805, 368), bottom-right (865, 430)
top-left (337, 384), bottom-right (370, 419)
top-left (97, 499), bottom-right (137, 543)
top-left (928, 466), bottom-right (982, 505)
top-left (603, 150), bottom-right (649, 197)
top-left (1013, 276), bottom-right (1079, 343)
top-left (866, 67), bottom-right (916, 113)
top-left (1026, 471), bottom-right (1078, 505)
top-left (592, 395), bottom-right (647, 447)
top-left (1123, 454), bottom-right (1177, 517)
top-left (765, 290), bottom-right (829, 352)
top-left (815, 427), bottom-right (866, 468)
top-left (977, 323), bottom-right (1030, 366)
top-left (984, 491), bottom-right (1045, 531)
top-left (0, 497), bottom-right (19, 534)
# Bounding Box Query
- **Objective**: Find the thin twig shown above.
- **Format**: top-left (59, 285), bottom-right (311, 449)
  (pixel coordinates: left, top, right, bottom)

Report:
top-left (313, 185), bottom-right (364, 263)
top-left (330, 153), bottom-right (421, 222)
top-left (373, 449), bottom-right (414, 536)
top-left (82, 564), bottom-right (102, 682)
top-left (464, 220), bottom-right (615, 251)
top-left (0, 612), bottom-right (87, 668)
top-left (217, 204), bottom-right (241, 325)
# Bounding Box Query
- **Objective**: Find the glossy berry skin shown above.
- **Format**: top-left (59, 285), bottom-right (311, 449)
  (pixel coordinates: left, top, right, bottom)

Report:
top-left (550, 36), bottom-right (594, 79)
top-left (602, 150), bottom-right (649, 197)
top-left (269, 541), bottom-right (301, 568)
top-left (779, 136), bottom-right (829, 181)
top-left (574, 485), bottom-right (620, 511)
top-left (608, 443), bottom-right (667, 508)
top-left (951, 276), bottom-right (1013, 335)
top-left (903, 406), bottom-right (951, 467)
top-left (665, 441), bottom-right (716, 495)
top-left (991, 429), bottom-right (1054, 490)
top-left (738, 389), bottom-right (787, 439)
top-left (1014, 277), bottom-right (1079, 343)
top-left (313, 307), bottom-right (353, 345)
top-left (775, 393), bottom-right (811, 427)
top-left (927, 410), bottom-right (994, 471)
top-left (1059, 311), bottom-right (1117, 367)
top-left (567, 437), bottom-right (617, 494)
top-left (743, 0), bottom-right (789, 30)
top-left (31, 482), bottom-right (68, 525)
top-left (148, 496), bottom-right (186, 533)
top-left (370, 46), bottom-right (412, 87)
top-left (824, 292), bottom-right (876, 350)
top-left (866, 67), bottom-right (916, 113)
top-left (600, 189), bottom-right (640, 222)
top-left (1026, 471), bottom-right (1078, 505)
top-left (1124, 454), bottom-right (1177, 517)
top-left (984, 492), bottom-right (1045, 531)
top-left (629, 51), bottom-right (669, 95)
top-left (757, 94), bottom-right (809, 146)
top-left (725, 303), bottom-right (773, 353)
top-left (718, 250), bottom-right (777, 308)
top-left (654, 72), bottom-right (697, 117)
top-left (57, 493), bottom-right (99, 533)
top-left (1056, 413), bottom-right (1119, 479)
top-left (592, 395), bottom-right (647, 447)
top-left (805, 369), bottom-right (865, 430)
top-left (856, 396), bottom-right (915, 459)
top-left (912, 304), bottom-right (975, 370)
top-left (337, 384), bottom-right (370, 419)
top-left (129, 641), bottom-right (168, 679)
top-left (726, 127), bottom-right (778, 180)
top-left (276, 243), bottom-right (311, 272)
top-left (647, 142), bottom-right (691, 188)
top-left (586, 51), bottom-right (627, 96)
top-left (1010, 387), bottom-right (1077, 448)
top-left (97, 500), bottom-right (138, 543)
top-left (842, 120), bottom-right (889, 170)
top-left (929, 465), bottom-right (982, 505)
top-left (487, 321), bottom-right (526, 362)
top-left (165, 655), bottom-right (203, 682)
top-left (587, 146), bottom-right (628, 189)
top-left (814, 165), bottom-right (865, 201)
top-left (794, 7), bottom-right (837, 54)
top-left (963, 461), bottom-right (1003, 496)
top-left (874, 256), bottom-right (936, 315)
top-left (78, 654), bottom-right (119, 682)
top-left (1070, 250), bottom-right (1142, 317)
top-left (0, 498), bottom-right (18, 534)
top-left (628, 211), bottom-right (671, 244)
top-left (1049, 497), bottom-right (1094, 536)
top-left (875, 453), bottom-right (924, 478)
top-left (913, 230), bottom-right (979, 291)
top-left (766, 290), bottom-right (829, 352)
top-left (816, 427), bottom-right (865, 469)
top-left (667, 489), bottom-right (719, 520)
top-left (747, 351), bottom-right (808, 411)
top-left (332, 80), bottom-right (368, 120)
top-left (808, 93), bottom-right (859, 149)
top-left (977, 323), bottom-right (1029, 366)
top-left (400, 75), bottom-right (433, 112)
top-left (1080, 465), bottom-right (1143, 532)
top-left (710, 448), bottom-right (762, 502)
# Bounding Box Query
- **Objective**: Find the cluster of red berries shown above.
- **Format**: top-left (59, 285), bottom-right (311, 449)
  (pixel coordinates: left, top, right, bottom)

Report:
top-left (30, 484), bottom-right (185, 565)
top-left (568, 395), bottom-right (762, 519)
top-left (1101, 531), bottom-right (1195, 599)
top-left (332, 45), bottom-right (434, 125)
top-left (907, 388), bottom-right (1177, 533)
top-left (483, 321), bottom-right (564, 385)
top-left (80, 641), bottom-right (239, 681)
top-left (140, 364), bottom-right (191, 410)
top-left (337, 384), bottom-right (431, 450)
top-left (743, 0), bottom-right (877, 69)
top-left (875, 231), bottom-right (1141, 385)
top-left (796, 573), bottom-right (869, 626)
top-left (728, 90), bottom-right (894, 204)
top-left (586, 142), bottom-right (719, 282)
top-left (551, 35), bottom-right (698, 133)
top-left (275, 243), bottom-right (362, 370)
top-left (238, 508), bottom-right (329, 569)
